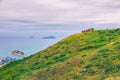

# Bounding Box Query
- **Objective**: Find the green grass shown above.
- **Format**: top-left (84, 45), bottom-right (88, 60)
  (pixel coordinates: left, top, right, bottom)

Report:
top-left (0, 28), bottom-right (120, 80)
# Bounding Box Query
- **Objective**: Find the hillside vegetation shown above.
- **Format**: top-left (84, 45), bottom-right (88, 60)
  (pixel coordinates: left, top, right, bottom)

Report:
top-left (0, 29), bottom-right (120, 80)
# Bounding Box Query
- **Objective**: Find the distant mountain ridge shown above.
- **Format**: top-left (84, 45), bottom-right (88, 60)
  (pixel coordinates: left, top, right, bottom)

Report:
top-left (42, 36), bottom-right (56, 39)
top-left (0, 28), bottom-right (120, 80)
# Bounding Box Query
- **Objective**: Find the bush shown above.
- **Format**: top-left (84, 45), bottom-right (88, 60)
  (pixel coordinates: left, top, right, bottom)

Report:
top-left (79, 61), bottom-right (84, 65)
top-left (51, 68), bottom-right (57, 75)
top-left (98, 48), bottom-right (109, 53)
top-left (55, 57), bottom-right (69, 62)
top-left (85, 63), bottom-right (93, 69)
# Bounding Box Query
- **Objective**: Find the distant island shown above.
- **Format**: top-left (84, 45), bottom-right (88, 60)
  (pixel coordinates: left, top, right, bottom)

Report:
top-left (10, 50), bottom-right (27, 57)
top-left (28, 36), bottom-right (34, 38)
top-left (0, 57), bottom-right (15, 67)
top-left (41, 36), bottom-right (56, 39)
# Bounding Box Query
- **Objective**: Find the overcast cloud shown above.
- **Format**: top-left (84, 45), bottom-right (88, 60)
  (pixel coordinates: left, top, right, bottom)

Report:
top-left (0, 0), bottom-right (120, 32)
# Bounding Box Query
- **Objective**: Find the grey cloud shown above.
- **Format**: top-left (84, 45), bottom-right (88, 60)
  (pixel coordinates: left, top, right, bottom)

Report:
top-left (7, 20), bottom-right (36, 24)
top-left (0, 0), bottom-right (120, 31)
top-left (0, 0), bottom-right (2, 6)
top-left (101, 0), bottom-right (120, 9)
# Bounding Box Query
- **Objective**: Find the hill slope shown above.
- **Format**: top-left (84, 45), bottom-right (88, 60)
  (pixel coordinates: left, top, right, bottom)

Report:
top-left (0, 29), bottom-right (120, 80)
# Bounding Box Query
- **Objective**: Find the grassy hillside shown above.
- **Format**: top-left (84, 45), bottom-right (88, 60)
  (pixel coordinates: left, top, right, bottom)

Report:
top-left (0, 28), bottom-right (120, 80)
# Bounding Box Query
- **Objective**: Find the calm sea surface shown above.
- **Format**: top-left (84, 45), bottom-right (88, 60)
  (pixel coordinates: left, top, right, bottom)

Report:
top-left (0, 31), bottom-right (75, 59)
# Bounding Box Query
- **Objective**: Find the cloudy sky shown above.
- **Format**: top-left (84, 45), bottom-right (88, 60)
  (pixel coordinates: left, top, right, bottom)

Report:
top-left (0, 0), bottom-right (120, 32)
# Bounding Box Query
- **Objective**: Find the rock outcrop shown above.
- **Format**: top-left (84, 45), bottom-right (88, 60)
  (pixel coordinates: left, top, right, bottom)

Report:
top-left (0, 57), bottom-right (15, 67)
top-left (10, 50), bottom-right (27, 56)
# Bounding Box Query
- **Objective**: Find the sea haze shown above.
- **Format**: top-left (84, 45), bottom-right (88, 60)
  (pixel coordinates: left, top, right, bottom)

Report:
top-left (0, 31), bottom-right (74, 59)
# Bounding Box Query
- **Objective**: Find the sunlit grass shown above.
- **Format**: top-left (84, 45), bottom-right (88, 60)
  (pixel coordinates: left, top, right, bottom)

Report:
top-left (0, 28), bottom-right (120, 80)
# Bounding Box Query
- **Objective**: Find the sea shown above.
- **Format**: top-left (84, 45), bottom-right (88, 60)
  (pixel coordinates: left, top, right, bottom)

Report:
top-left (0, 31), bottom-right (75, 59)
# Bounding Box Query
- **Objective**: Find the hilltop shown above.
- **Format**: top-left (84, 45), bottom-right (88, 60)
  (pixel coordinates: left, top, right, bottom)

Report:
top-left (0, 28), bottom-right (120, 80)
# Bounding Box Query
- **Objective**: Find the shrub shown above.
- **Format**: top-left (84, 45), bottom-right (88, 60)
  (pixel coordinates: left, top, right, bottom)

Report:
top-left (85, 63), bottom-right (93, 69)
top-left (51, 68), bottom-right (57, 75)
top-left (98, 48), bottom-right (109, 53)
top-left (79, 61), bottom-right (84, 65)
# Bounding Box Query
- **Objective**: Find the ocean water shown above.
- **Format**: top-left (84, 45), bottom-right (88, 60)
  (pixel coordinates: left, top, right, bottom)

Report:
top-left (0, 31), bottom-right (74, 59)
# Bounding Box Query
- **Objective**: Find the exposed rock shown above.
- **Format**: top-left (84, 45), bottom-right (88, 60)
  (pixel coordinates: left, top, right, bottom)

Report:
top-left (10, 50), bottom-right (27, 56)
top-left (0, 57), bottom-right (15, 67)
top-left (82, 28), bottom-right (94, 33)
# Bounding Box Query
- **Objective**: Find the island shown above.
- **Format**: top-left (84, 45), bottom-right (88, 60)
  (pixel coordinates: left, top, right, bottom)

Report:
top-left (41, 36), bottom-right (56, 39)
top-left (10, 50), bottom-right (27, 57)
top-left (28, 36), bottom-right (34, 38)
